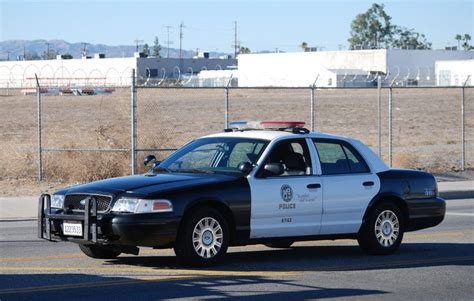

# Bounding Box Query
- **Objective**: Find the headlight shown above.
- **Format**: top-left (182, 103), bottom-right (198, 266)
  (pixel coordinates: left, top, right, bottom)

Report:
top-left (112, 198), bottom-right (173, 213)
top-left (51, 194), bottom-right (65, 209)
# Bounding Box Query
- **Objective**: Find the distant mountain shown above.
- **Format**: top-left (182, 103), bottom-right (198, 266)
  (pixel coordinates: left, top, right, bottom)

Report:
top-left (0, 39), bottom-right (231, 60)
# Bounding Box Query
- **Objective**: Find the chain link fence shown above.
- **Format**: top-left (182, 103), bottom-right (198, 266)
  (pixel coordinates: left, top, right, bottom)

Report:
top-left (0, 71), bottom-right (472, 183)
top-left (39, 87), bottom-right (131, 182)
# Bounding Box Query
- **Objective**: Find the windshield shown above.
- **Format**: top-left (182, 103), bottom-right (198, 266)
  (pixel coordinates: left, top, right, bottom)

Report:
top-left (155, 137), bottom-right (269, 174)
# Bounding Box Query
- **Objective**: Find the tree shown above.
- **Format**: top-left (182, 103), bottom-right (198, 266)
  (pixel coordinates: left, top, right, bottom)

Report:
top-left (25, 51), bottom-right (40, 60)
top-left (42, 48), bottom-right (57, 60)
top-left (462, 34), bottom-right (472, 50)
top-left (348, 3), bottom-right (393, 49)
top-left (152, 36), bottom-right (162, 57)
top-left (239, 46), bottom-right (251, 54)
top-left (455, 34), bottom-right (463, 49)
top-left (300, 41), bottom-right (308, 51)
top-left (62, 53), bottom-right (73, 59)
top-left (392, 26), bottom-right (432, 49)
top-left (349, 3), bottom-right (432, 50)
top-left (142, 43), bottom-right (150, 57)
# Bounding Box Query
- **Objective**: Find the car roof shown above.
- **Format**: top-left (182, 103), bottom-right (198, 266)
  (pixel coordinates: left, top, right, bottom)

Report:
top-left (204, 130), bottom-right (351, 141)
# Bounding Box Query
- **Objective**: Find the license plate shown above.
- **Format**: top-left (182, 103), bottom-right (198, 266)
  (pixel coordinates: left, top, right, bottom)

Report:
top-left (63, 221), bottom-right (83, 237)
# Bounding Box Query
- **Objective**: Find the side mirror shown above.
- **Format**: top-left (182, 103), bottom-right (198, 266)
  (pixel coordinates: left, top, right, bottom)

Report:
top-left (144, 155), bottom-right (156, 167)
top-left (262, 163), bottom-right (284, 177)
top-left (238, 161), bottom-right (253, 174)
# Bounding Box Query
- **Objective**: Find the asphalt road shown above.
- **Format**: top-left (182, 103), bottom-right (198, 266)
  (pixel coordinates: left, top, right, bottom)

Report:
top-left (0, 199), bottom-right (473, 301)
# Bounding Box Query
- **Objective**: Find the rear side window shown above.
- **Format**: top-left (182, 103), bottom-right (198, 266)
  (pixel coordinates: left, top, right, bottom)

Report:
top-left (314, 140), bottom-right (370, 175)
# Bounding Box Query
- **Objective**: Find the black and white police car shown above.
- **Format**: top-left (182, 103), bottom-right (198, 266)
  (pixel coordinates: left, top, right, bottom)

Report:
top-left (38, 121), bottom-right (445, 266)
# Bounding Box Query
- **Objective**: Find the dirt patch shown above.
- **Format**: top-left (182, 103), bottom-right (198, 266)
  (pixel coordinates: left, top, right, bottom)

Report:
top-left (0, 87), bottom-right (473, 196)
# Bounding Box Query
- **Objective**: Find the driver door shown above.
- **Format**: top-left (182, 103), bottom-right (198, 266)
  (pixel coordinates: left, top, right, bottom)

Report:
top-left (248, 138), bottom-right (323, 238)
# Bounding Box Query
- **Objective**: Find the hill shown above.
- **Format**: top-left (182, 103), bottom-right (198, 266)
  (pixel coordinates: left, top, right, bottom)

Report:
top-left (0, 39), bottom-right (230, 60)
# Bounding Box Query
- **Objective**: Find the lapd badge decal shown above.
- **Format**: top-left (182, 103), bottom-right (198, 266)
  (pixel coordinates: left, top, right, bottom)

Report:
top-left (280, 185), bottom-right (293, 202)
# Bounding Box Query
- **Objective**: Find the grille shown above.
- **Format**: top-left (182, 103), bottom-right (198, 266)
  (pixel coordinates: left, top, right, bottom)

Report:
top-left (64, 194), bottom-right (112, 212)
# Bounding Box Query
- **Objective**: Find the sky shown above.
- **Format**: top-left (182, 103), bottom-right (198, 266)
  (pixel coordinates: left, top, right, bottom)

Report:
top-left (1, 0), bottom-right (473, 53)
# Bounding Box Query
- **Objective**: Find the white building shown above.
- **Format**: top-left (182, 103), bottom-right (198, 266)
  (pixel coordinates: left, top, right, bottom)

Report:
top-left (0, 55), bottom-right (236, 88)
top-left (237, 49), bottom-right (474, 87)
top-left (435, 59), bottom-right (474, 86)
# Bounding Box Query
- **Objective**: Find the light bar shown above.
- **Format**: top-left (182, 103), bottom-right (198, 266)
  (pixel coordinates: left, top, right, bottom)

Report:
top-left (260, 121), bottom-right (305, 129)
top-left (228, 121), bottom-right (306, 131)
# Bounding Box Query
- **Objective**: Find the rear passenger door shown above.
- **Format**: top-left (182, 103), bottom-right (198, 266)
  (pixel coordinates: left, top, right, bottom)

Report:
top-left (313, 139), bottom-right (380, 235)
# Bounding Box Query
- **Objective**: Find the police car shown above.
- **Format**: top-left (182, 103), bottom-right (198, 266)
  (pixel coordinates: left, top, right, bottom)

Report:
top-left (38, 121), bottom-right (446, 266)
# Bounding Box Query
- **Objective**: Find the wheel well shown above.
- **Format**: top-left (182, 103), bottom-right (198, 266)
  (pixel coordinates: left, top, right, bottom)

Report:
top-left (363, 196), bottom-right (409, 226)
top-left (178, 200), bottom-right (236, 241)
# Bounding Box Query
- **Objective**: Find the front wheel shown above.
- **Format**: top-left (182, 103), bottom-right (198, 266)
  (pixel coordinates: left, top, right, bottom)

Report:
top-left (358, 202), bottom-right (404, 255)
top-left (78, 244), bottom-right (121, 259)
top-left (174, 208), bottom-right (229, 267)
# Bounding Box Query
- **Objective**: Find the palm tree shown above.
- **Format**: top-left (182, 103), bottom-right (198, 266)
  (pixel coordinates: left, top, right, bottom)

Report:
top-left (462, 34), bottom-right (471, 50)
top-left (455, 34), bottom-right (462, 49)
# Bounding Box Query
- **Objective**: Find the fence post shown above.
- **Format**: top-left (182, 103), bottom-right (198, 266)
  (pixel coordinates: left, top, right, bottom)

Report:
top-left (35, 74), bottom-right (42, 181)
top-left (130, 69), bottom-right (137, 175)
top-left (310, 75), bottom-right (319, 131)
top-left (387, 74), bottom-right (399, 167)
top-left (377, 75), bottom-right (382, 157)
top-left (388, 86), bottom-right (392, 167)
top-left (461, 75), bottom-right (471, 171)
top-left (224, 75), bottom-right (233, 129)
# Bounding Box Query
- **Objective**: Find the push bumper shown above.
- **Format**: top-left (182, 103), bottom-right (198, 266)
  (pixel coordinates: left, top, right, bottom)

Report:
top-left (38, 194), bottom-right (180, 248)
top-left (406, 196), bottom-right (446, 231)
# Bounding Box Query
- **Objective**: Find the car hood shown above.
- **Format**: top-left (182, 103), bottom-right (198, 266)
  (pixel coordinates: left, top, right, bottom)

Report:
top-left (59, 172), bottom-right (236, 196)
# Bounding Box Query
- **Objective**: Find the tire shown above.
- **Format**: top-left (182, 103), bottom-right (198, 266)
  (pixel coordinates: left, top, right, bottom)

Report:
top-left (78, 244), bottom-right (121, 259)
top-left (264, 241), bottom-right (294, 248)
top-left (174, 207), bottom-right (229, 267)
top-left (358, 202), bottom-right (404, 255)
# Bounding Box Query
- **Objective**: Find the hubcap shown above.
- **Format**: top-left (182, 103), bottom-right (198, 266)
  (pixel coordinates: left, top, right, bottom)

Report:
top-left (374, 210), bottom-right (400, 248)
top-left (192, 217), bottom-right (223, 259)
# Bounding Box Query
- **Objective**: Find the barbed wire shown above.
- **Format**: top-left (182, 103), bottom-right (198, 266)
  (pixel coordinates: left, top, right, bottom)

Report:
top-left (0, 64), bottom-right (472, 89)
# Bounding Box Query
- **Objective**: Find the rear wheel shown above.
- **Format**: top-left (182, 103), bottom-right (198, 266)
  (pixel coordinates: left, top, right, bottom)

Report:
top-left (264, 241), bottom-right (294, 248)
top-left (78, 244), bottom-right (121, 259)
top-left (174, 208), bottom-right (229, 267)
top-left (358, 202), bottom-right (404, 255)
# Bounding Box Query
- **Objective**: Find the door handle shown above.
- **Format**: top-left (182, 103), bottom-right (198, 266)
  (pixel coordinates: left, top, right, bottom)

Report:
top-left (307, 183), bottom-right (321, 189)
top-left (363, 181), bottom-right (374, 187)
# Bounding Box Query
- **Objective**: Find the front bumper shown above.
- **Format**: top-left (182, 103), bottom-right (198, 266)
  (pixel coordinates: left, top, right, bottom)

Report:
top-left (38, 194), bottom-right (180, 248)
top-left (406, 196), bottom-right (446, 231)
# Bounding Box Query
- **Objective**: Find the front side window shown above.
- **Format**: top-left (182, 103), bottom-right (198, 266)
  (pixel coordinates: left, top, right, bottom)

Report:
top-left (258, 139), bottom-right (312, 177)
top-left (314, 139), bottom-right (370, 175)
top-left (157, 137), bottom-right (268, 174)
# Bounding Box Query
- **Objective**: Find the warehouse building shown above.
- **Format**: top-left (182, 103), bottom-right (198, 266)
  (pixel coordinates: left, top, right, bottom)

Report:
top-left (0, 54), bottom-right (236, 88)
top-left (435, 59), bottom-right (474, 86)
top-left (237, 49), bottom-right (474, 87)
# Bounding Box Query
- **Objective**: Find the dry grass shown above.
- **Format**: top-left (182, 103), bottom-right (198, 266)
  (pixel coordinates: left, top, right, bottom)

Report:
top-left (0, 87), bottom-right (473, 195)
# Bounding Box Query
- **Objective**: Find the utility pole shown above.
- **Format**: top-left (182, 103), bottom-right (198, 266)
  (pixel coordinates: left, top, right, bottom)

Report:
top-left (82, 43), bottom-right (88, 57)
top-left (134, 39), bottom-right (144, 53)
top-left (23, 46), bottom-right (26, 60)
top-left (179, 22), bottom-right (184, 73)
top-left (6, 51), bottom-right (11, 61)
top-left (179, 22), bottom-right (184, 60)
top-left (45, 42), bottom-right (50, 60)
top-left (164, 25), bottom-right (173, 58)
top-left (234, 21), bottom-right (238, 58)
